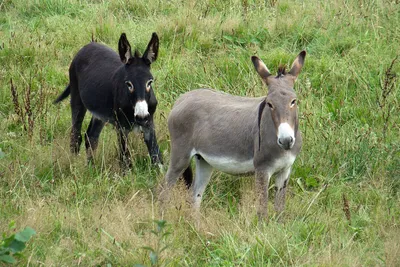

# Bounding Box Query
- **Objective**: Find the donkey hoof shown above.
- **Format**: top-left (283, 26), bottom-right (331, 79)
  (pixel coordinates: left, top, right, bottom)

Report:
top-left (120, 163), bottom-right (132, 170)
top-left (120, 159), bottom-right (132, 169)
top-left (151, 155), bottom-right (163, 165)
top-left (70, 144), bottom-right (81, 154)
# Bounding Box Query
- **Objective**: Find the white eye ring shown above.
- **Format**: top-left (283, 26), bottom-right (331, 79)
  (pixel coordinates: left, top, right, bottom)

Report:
top-left (125, 81), bottom-right (134, 93)
top-left (146, 79), bottom-right (153, 92)
top-left (290, 99), bottom-right (296, 107)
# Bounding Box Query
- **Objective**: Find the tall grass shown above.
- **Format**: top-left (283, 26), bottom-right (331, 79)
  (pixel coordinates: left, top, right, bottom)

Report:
top-left (0, 0), bottom-right (399, 265)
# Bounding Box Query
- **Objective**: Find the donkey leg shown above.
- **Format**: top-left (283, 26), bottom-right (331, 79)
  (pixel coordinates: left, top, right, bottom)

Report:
top-left (192, 156), bottom-right (213, 222)
top-left (118, 128), bottom-right (131, 169)
top-left (70, 98), bottom-right (87, 154)
top-left (143, 120), bottom-right (163, 165)
top-left (255, 170), bottom-right (271, 221)
top-left (274, 167), bottom-right (291, 217)
top-left (158, 148), bottom-right (192, 214)
top-left (85, 117), bottom-right (105, 163)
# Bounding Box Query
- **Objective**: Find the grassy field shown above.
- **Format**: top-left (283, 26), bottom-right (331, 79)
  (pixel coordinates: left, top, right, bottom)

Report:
top-left (1, 0), bottom-right (399, 265)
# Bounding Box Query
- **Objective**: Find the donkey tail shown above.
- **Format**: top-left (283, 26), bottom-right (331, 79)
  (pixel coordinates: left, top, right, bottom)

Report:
top-left (54, 85), bottom-right (71, 104)
top-left (182, 166), bottom-right (193, 188)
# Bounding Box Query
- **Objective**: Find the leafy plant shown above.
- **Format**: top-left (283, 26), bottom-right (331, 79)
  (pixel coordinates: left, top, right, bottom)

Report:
top-left (0, 222), bottom-right (36, 264)
top-left (136, 220), bottom-right (171, 267)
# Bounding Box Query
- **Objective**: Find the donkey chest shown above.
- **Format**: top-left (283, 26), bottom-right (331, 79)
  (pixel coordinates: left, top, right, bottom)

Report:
top-left (266, 153), bottom-right (297, 175)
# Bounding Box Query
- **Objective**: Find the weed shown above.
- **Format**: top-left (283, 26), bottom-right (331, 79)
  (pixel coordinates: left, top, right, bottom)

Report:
top-left (9, 74), bottom-right (48, 141)
top-left (377, 55), bottom-right (399, 141)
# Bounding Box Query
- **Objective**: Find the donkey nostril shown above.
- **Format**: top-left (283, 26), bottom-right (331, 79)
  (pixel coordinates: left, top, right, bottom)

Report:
top-left (278, 137), bottom-right (294, 149)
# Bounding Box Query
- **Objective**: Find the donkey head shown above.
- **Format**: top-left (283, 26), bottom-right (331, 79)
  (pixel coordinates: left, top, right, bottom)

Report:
top-left (252, 51), bottom-right (306, 150)
top-left (115, 32), bottom-right (159, 126)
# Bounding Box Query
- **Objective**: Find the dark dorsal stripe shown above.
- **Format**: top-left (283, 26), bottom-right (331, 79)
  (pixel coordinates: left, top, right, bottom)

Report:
top-left (257, 99), bottom-right (267, 151)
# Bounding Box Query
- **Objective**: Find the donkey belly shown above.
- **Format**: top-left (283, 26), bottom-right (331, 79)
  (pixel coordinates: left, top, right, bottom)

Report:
top-left (193, 150), bottom-right (254, 174)
top-left (79, 83), bottom-right (115, 123)
top-left (89, 109), bottom-right (114, 123)
top-left (83, 95), bottom-right (114, 123)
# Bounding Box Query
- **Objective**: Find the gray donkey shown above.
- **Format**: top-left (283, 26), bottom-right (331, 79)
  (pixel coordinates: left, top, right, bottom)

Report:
top-left (160, 51), bottom-right (306, 221)
top-left (55, 33), bottom-right (162, 168)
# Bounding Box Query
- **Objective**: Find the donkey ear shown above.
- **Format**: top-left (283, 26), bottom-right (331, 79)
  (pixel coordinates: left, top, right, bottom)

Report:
top-left (118, 33), bottom-right (132, 64)
top-left (289, 50), bottom-right (306, 78)
top-left (143, 32), bottom-right (159, 65)
top-left (251, 56), bottom-right (271, 82)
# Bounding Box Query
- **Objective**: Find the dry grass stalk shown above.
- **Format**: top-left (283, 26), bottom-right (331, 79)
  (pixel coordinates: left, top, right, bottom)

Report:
top-left (378, 55), bottom-right (399, 140)
top-left (10, 78), bottom-right (25, 128)
top-left (9, 75), bottom-right (48, 141)
top-left (342, 193), bottom-right (351, 223)
top-left (24, 82), bottom-right (33, 139)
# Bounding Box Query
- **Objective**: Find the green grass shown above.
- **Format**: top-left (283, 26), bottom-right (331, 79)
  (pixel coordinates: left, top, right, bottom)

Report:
top-left (1, 0), bottom-right (399, 265)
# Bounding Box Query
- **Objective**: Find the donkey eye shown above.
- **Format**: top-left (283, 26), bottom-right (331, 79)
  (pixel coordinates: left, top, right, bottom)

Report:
top-left (267, 102), bottom-right (274, 109)
top-left (146, 79), bottom-right (153, 92)
top-left (291, 99), bottom-right (297, 107)
top-left (125, 81), bottom-right (134, 93)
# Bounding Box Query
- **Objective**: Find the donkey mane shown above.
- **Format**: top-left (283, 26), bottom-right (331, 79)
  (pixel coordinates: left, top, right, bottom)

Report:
top-left (276, 64), bottom-right (287, 78)
top-left (126, 50), bottom-right (143, 64)
top-left (134, 49), bottom-right (141, 58)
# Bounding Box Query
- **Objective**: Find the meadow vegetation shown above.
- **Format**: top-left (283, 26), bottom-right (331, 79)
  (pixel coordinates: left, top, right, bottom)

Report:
top-left (0, 0), bottom-right (399, 265)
